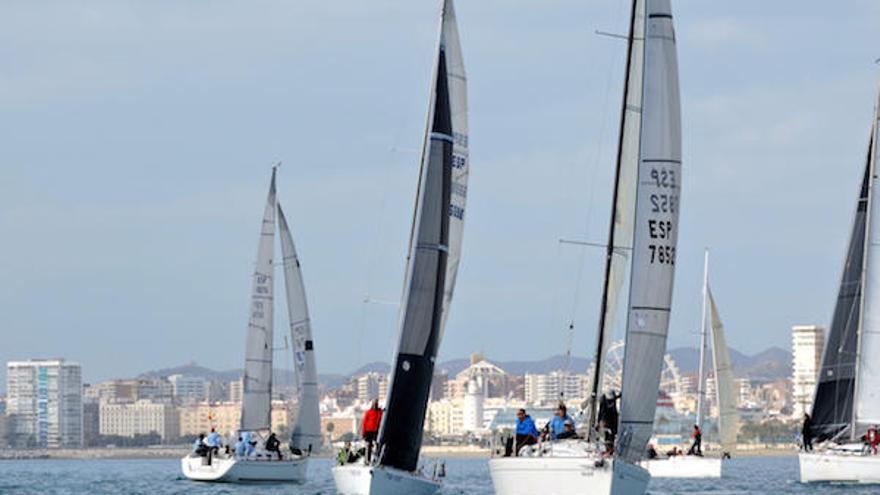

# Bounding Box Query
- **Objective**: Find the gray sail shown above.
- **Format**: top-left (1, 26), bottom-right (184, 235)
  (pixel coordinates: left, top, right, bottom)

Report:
top-left (278, 205), bottom-right (322, 453)
top-left (240, 168), bottom-right (277, 432)
top-left (708, 287), bottom-right (739, 453)
top-left (811, 146), bottom-right (871, 441)
top-left (617, 0), bottom-right (682, 463)
top-left (585, 0), bottom-right (644, 427)
top-left (378, 0), bottom-right (468, 473)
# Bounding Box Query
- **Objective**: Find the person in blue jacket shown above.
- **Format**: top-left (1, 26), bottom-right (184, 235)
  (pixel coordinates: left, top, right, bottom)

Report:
top-left (548, 403), bottom-right (575, 440)
top-left (515, 408), bottom-right (539, 455)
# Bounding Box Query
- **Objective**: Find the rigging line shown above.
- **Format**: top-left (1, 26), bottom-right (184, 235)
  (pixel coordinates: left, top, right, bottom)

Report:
top-left (563, 4), bottom-right (624, 350)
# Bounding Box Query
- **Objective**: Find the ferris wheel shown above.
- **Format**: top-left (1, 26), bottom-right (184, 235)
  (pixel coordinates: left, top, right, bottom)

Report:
top-left (593, 340), bottom-right (682, 397)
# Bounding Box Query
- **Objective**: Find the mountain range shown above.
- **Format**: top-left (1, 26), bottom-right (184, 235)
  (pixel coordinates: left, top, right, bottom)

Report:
top-left (138, 345), bottom-right (792, 390)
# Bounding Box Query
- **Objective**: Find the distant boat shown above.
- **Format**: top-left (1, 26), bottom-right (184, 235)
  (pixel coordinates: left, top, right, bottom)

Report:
top-left (642, 250), bottom-right (738, 478)
top-left (331, 0), bottom-right (469, 494)
top-left (488, 0), bottom-right (683, 494)
top-left (181, 166), bottom-right (322, 483)
top-left (800, 83), bottom-right (880, 484)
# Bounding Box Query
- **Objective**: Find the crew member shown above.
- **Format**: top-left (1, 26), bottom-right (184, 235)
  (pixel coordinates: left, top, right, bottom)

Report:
top-left (362, 398), bottom-right (384, 463)
top-left (515, 409), bottom-right (539, 455)
top-left (688, 425), bottom-right (703, 456)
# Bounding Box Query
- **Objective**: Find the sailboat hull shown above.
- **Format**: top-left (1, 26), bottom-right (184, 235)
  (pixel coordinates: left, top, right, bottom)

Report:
top-left (489, 455), bottom-right (649, 495)
top-left (181, 455), bottom-right (308, 483)
top-left (640, 456), bottom-right (721, 478)
top-left (332, 464), bottom-right (442, 495)
top-left (800, 450), bottom-right (880, 484)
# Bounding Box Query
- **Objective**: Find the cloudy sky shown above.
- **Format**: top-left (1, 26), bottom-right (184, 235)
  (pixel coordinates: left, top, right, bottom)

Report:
top-left (2, 0), bottom-right (880, 385)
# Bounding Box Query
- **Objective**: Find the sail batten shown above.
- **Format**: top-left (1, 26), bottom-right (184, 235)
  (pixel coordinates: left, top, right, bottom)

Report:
top-left (278, 205), bottom-right (322, 452)
top-left (617, 0), bottom-right (682, 463)
top-left (240, 169), bottom-right (277, 432)
top-left (378, 0), bottom-right (467, 473)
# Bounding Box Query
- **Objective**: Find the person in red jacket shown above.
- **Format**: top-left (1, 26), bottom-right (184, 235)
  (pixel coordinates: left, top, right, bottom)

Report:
top-left (362, 398), bottom-right (383, 463)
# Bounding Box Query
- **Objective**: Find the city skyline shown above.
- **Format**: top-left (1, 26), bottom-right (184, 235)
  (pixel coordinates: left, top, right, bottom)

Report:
top-left (3, 1), bottom-right (880, 384)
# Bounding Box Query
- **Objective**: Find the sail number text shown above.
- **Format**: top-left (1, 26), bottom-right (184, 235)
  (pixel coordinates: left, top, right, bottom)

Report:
top-left (645, 166), bottom-right (678, 266)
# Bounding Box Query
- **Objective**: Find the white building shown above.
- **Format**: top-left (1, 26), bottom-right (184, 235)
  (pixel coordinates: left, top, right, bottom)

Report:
top-left (792, 325), bottom-right (825, 418)
top-left (167, 374), bottom-right (208, 403)
top-left (462, 378), bottom-right (485, 433)
top-left (355, 372), bottom-right (389, 403)
top-left (99, 400), bottom-right (179, 441)
top-left (524, 371), bottom-right (587, 405)
top-left (6, 359), bottom-right (83, 448)
top-left (229, 378), bottom-right (243, 403)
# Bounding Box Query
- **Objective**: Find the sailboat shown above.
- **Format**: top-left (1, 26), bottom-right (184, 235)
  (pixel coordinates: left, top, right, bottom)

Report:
top-left (488, 1), bottom-right (682, 494)
top-left (181, 166), bottom-right (322, 483)
top-left (642, 250), bottom-right (738, 478)
top-left (331, 1), bottom-right (468, 494)
top-left (799, 83), bottom-right (880, 484)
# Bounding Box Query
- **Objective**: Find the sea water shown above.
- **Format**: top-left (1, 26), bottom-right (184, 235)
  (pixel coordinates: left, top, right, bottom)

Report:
top-left (0, 456), bottom-right (875, 494)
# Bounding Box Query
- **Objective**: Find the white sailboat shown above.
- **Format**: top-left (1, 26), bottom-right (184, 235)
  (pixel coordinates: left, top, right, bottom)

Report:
top-left (799, 82), bottom-right (880, 484)
top-left (488, 1), bottom-right (682, 494)
top-left (643, 250), bottom-right (738, 478)
top-left (181, 167), bottom-right (322, 483)
top-left (332, 1), bottom-right (468, 494)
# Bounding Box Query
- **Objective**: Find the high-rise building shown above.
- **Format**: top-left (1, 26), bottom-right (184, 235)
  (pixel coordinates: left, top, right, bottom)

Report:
top-left (229, 378), bottom-right (244, 403)
top-left (6, 359), bottom-right (83, 448)
top-left (167, 375), bottom-right (208, 404)
top-left (524, 371), bottom-right (587, 405)
top-left (355, 373), bottom-right (389, 403)
top-left (792, 325), bottom-right (825, 418)
top-left (99, 400), bottom-right (179, 441)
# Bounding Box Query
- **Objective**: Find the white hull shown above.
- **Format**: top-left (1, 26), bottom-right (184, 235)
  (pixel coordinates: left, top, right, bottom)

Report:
top-left (181, 455), bottom-right (308, 483)
top-left (332, 464), bottom-right (441, 495)
top-left (800, 450), bottom-right (880, 484)
top-left (489, 455), bottom-right (649, 495)
top-left (641, 456), bottom-right (721, 478)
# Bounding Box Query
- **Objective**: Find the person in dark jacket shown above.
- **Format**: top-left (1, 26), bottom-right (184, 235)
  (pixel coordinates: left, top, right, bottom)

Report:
top-left (802, 413), bottom-right (813, 452)
top-left (514, 409), bottom-right (539, 455)
top-left (687, 425), bottom-right (703, 456)
top-left (265, 432), bottom-right (282, 460)
top-left (362, 398), bottom-right (383, 463)
top-left (597, 391), bottom-right (620, 453)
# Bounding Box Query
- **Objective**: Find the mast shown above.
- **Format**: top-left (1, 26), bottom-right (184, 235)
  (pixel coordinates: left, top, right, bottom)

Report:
top-left (696, 249), bottom-right (709, 429)
top-left (586, 0), bottom-right (640, 434)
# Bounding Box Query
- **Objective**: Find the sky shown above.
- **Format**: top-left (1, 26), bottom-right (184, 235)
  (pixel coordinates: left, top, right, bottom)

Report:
top-left (2, 0), bottom-right (880, 386)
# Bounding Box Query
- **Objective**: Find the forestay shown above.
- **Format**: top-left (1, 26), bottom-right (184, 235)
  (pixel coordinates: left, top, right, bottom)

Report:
top-left (241, 169), bottom-right (277, 432)
top-left (378, 0), bottom-right (468, 473)
top-left (855, 90), bottom-right (880, 434)
top-left (278, 205), bottom-right (322, 452)
top-left (708, 288), bottom-right (739, 453)
top-left (618, 0), bottom-right (682, 463)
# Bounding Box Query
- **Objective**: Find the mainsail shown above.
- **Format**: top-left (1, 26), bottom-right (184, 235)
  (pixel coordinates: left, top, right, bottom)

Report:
top-left (240, 169), bottom-right (277, 431)
top-left (708, 287), bottom-right (739, 454)
top-left (617, 0), bottom-right (681, 463)
top-left (811, 144), bottom-right (871, 441)
top-left (378, 0), bottom-right (468, 473)
top-left (278, 205), bottom-right (322, 452)
top-left (586, 0), bottom-right (644, 427)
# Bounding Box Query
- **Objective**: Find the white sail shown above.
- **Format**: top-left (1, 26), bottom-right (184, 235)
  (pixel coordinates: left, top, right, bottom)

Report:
top-left (592, 0), bottom-right (645, 401)
top-left (278, 205), bottom-right (321, 452)
top-left (708, 287), bottom-right (739, 453)
top-left (855, 85), bottom-right (880, 431)
top-left (240, 169), bottom-right (277, 432)
top-left (618, 0), bottom-right (682, 463)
